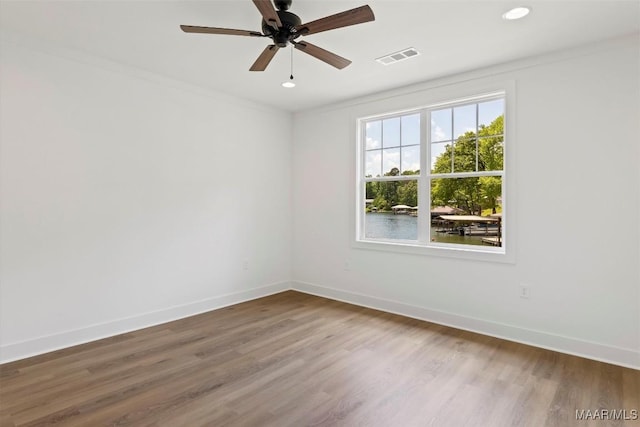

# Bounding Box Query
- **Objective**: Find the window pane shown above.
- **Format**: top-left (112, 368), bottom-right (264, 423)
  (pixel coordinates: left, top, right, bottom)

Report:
top-left (401, 145), bottom-right (420, 174)
top-left (382, 148), bottom-right (400, 176)
top-left (431, 108), bottom-right (452, 142)
top-left (382, 117), bottom-right (400, 148)
top-left (366, 121), bottom-right (381, 150)
top-left (431, 142), bottom-right (451, 173)
top-left (454, 104), bottom-right (477, 138)
top-left (430, 176), bottom-right (502, 247)
top-left (365, 180), bottom-right (418, 240)
top-left (453, 136), bottom-right (477, 173)
top-left (479, 99), bottom-right (504, 133)
top-left (401, 114), bottom-right (420, 146)
top-left (365, 150), bottom-right (382, 177)
top-left (478, 136), bottom-right (504, 171)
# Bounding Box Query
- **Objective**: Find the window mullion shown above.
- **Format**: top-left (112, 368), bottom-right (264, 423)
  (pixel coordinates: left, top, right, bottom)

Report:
top-left (475, 103), bottom-right (479, 172)
top-left (430, 170), bottom-right (504, 179)
top-left (365, 175), bottom-right (419, 183)
top-left (399, 118), bottom-right (403, 173)
top-left (419, 110), bottom-right (430, 244)
top-left (358, 121), bottom-right (364, 240)
top-left (380, 121), bottom-right (384, 175)
top-left (450, 108), bottom-right (455, 173)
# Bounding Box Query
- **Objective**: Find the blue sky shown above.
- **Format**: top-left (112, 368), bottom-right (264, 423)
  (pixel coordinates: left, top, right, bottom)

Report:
top-left (365, 99), bottom-right (504, 176)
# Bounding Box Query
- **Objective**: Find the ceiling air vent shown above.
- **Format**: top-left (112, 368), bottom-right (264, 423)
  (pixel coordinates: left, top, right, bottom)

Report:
top-left (375, 47), bottom-right (420, 65)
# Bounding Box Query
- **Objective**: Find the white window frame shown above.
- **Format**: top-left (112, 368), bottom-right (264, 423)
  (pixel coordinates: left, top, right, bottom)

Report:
top-left (354, 84), bottom-right (515, 264)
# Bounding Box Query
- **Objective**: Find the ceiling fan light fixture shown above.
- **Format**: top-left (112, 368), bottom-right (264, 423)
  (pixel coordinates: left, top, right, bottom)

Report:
top-left (502, 6), bottom-right (531, 20)
top-left (180, 1), bottom-right (375, 72)
top-left (282, 72), bottom-right (296, 88)
top-left (283, 47), bottom-right (296, 88)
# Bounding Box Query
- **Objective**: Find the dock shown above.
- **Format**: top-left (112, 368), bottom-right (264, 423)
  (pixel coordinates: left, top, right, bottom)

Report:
top-left (481, 237), bottom-right (502, 246)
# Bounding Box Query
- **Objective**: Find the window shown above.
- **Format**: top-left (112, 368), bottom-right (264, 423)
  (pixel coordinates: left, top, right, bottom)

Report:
top-left (358, 92), bottom-right (507, 256)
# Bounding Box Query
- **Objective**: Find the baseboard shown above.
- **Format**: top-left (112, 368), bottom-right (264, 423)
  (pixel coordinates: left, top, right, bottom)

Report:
top-left (0, 281), bottom-right (292, 364)
top-left (291, 280), bottom-right (640, 370)
top-left (5, 280), bottom-right (637, 369)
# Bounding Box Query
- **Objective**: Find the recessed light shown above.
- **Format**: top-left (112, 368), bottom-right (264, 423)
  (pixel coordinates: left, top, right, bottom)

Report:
top-left (502, 6), bottom-right (530, 20)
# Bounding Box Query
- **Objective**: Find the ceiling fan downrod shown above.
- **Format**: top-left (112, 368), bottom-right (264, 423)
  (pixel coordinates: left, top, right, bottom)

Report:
top-left (273, 0), bottom-right (292, 11)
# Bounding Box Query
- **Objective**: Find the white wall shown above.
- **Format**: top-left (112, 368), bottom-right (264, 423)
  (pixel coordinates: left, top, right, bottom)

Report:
top-left (0, 40), bottom-right (292, 362)
top-left (2, 34), bottom-right (638, 370)
top-left (292, 36), bottom-right (640, 368)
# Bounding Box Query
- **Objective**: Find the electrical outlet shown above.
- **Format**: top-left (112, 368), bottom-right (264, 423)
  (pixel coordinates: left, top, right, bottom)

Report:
top-left (343, 260), bottom-right (351, 271)
top-left (519, 284), bottom-right (530, 299)
top-left (242, 260), bottom-right (249, 271)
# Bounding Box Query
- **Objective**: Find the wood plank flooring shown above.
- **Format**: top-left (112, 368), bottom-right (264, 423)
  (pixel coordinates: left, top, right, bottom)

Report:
top-left (1, 291), bottom-right (638, 426)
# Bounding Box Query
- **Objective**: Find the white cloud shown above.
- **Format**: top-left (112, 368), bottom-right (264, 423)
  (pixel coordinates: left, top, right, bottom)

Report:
top-left (431, 120), bottom-right (447, 141)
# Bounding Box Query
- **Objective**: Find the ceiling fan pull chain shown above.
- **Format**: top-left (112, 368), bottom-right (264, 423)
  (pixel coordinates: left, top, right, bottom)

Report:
top-left (290, 44), bottom-right (294, 81)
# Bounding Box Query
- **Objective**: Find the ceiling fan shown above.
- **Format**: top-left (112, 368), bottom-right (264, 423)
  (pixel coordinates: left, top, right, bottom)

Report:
top-left (180, 0), bottom-right (375, 71)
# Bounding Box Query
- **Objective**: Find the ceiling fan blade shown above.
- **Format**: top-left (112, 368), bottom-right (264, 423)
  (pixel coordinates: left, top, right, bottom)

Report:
top-left (252, 0), bottom-right (282, 30)
top-left (250, 45), bottom-right (280, 71)
top-left (293, 41), bottom-right (351, 69)
top-left (295, 5), bottom-right (374, 36)
top-left (180, 25), bottom-right (263, 37)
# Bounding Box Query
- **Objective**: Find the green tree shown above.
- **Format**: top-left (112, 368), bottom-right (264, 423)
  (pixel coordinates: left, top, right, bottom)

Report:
top-left (432, 177), bottom-right (483, 215)
top-left (367, 168), bottom-right (420, 211)
top-left (398, 169), bottom-right (419, 207)
top-left (431, 115), bottom-right (503, 215)
top-left (478, 115), bottom-right (504, 171)
top-left (479, 176), bottom-right (502, 213)
top-left (365, 180), bottom-right (378, 200)
top-left (398, 180), bottom-right (418, 206)
top-left (375, 167), bottom-right (400, 210)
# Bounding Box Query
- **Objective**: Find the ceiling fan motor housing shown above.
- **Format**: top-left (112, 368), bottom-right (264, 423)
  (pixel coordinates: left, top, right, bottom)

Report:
top-left (261, 10), bottom-right (302, 47)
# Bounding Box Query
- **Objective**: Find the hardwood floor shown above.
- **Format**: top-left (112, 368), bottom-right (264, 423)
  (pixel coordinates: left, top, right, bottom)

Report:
top-left (1, 291), bottom-right (638, 426)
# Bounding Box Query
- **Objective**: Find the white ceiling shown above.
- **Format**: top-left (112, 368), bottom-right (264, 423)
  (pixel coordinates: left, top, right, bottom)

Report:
top-left (1, 0), bottom-right (638, 112)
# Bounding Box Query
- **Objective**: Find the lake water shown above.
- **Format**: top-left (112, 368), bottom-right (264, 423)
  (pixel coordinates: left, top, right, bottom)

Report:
top-left (364, 212), bottom-right (488, 246)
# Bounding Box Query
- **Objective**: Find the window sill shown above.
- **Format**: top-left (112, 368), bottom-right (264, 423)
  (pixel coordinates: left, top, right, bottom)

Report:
top-left (353, 238), bottom-right (515, 264)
